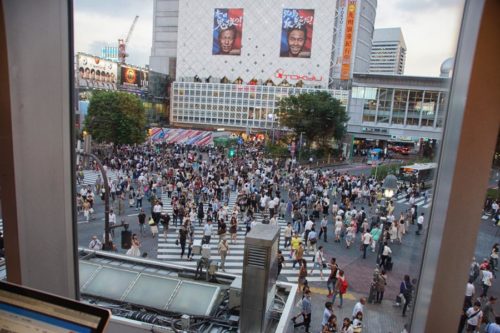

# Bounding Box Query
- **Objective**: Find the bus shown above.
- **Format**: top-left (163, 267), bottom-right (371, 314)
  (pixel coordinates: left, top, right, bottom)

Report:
top-left (399, 163), bottom-right (437, 188)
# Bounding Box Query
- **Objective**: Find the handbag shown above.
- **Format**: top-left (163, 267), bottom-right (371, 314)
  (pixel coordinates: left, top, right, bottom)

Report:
top-left (175, 239), bottom-right (179, 246)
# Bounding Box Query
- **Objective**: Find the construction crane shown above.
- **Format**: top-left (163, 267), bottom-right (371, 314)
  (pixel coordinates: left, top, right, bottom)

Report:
top-left (118, 15), bottom-right (139, 64)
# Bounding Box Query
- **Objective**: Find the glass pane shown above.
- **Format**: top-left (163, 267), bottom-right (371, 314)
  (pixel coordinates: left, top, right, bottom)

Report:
top-left (78, 262), bottom-right (100, 289)
top-left (167, 281), bottom-right (219, 316)
top-left (82, 267), bottom-right (138, 300)
top-left (124, 275), bottom-right (179, 309)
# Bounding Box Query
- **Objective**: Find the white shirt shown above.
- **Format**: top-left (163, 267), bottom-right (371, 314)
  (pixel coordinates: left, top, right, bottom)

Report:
top-left (362, 232), bottom-right (372, 245)
top-left (382, 245), bottom-right (392, 256)
top-left (352, 302), bottom-right (364, 318)
top-left (109, 213), bottom-right (116, 224)
top-left (465, 282), bottom-right (475, 297)
top-left (153, 204), bottom-right (162, 213)
top-left (417, 215), bottom-right (424, 225)
top-left (204, 223), bottom-right (213, 236)
top-left (482, 270), bottom-right (493, 286)
top-left (305, 220), bottom-right (314, 231)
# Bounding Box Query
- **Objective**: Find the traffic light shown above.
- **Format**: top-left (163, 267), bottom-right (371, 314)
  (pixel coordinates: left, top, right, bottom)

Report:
top-left (228, 148), bottom-right (235, 158)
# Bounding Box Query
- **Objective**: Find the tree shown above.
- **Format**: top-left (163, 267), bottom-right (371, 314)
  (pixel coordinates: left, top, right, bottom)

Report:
top-left (277, 91), bottom-right (348, 149)
top-left (84, 91), bottom-right (146, 145)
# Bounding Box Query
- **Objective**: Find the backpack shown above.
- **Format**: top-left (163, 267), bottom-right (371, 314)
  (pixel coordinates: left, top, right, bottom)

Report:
top-left (339, 278), bottom-right (348, 294)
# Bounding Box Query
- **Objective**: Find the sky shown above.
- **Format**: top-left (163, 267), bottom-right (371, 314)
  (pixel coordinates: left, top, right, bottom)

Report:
top-left (74, 0), bottom-right (465, 76)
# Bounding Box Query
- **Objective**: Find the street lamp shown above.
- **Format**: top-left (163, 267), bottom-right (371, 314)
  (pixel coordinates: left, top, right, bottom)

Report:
top-left (382, 174), bottom-right (398, 199)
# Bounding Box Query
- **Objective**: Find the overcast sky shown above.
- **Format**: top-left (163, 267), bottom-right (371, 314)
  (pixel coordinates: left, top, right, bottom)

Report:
top-left (74, 0), bottom-right (464, 76)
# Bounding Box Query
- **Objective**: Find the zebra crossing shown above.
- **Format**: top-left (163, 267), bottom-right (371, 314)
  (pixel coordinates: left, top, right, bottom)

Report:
top-left (393, 192), bottom-right (432, 209)
top-left (156, 193), bottom-right (323, 283)
top-left (79, 170), bottom-right (120, 187)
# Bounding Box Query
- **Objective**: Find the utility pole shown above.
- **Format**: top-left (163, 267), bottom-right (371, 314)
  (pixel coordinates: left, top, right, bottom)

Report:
top-left (77, 134), bottom-right (112, 250)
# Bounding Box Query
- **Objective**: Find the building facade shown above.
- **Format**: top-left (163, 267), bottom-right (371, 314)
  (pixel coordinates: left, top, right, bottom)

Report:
top-left (348, 73), bottom-right (449, 150)
top-left (171, 82), bottom-right (349, 131)
top-left (369, 27), bottom-right (406, 75)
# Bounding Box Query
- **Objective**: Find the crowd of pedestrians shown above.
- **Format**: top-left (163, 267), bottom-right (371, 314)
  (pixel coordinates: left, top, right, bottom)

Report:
top-left (79, 142), bottom-right (499, 332)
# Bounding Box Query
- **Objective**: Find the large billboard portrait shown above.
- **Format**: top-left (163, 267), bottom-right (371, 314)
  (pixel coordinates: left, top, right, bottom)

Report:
top-left (212, 8), bottom-right (244, 56)
top-left (77, 54), bottom-right (117, 90)
top-left (280, 9), bottom-right (314, 58)
top-left (121, 66), bottom-right (141, 88)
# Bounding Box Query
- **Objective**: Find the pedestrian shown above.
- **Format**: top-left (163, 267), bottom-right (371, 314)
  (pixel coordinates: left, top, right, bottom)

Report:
top-left (218, 239), bottom-right (229, 272)
top-left (376, 270), bottom-right (387, 304)
top-left (465, 301), bottom-right (483, 332)
top-left (277, 250), bottom-right (285, 277)
top-left (322, 314), bottom-right (338, 333)
top-left (298, 259), bottom-right (308, 291)
top-left (379, 242), bottom-right (392, 270)
top-left (284, 222), bottom-right (293, 249)
top-left (177, 224), bottom-right (188, 259)
top-left (138, 208), bottom-right (146, 236)
top-left (416, 212), bottom-right (424, 235)
top-left (327, 258), bottom-right (339, 297)
top-left (352, 311), bottom-right (363, 333)
top-left (149, 216), bottom-right (158, 239)
top-left (88, 235), bottom-right (102, 250)
top-left (482, 296), bottom-right (498, 325)
top-left (293, 242), bottom-right (304, 269)
top-left (321, 302), bottom-right (334, 329)
top-left (332, 270), bottom-right (348, 308)
top-left (400, 275), bottom-right (413, 317)
top-left (481, 265), bottom-right (494, 298)
top-left (464, 278), bottom-right (475, 309)
top-left (203, 220), bottom-right (213, 244)
top-left (340, 317), bottom-right (354, 333)
top-left (307, 227), bottom-right (318, 254)
top-left (361, 230), bottom-right (372, 259)
top-left (334, 216), bottom-right (343, 243)
top-left (319, 216), bottom-right (328, 242)
top-left (310, 246), bottom-right (325, 279)
top-left (109, 209), bottom-right (116, 238)
top-left (291, 290), bottom-right (312, 333)
top-left (370, 224), bottom-right (382, 252)
top-left (126, 234), bottom-right (141, 257)
top-left (229, 216), bottom-right (238, 244)
top-left (352, 297), bottom-right (366, 320)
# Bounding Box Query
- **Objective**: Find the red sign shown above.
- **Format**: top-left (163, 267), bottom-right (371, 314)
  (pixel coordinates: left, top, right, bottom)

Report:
top-left (341, 1), bottom-right (357, 80)
top-left (275, 69), bottom-right (323, 82)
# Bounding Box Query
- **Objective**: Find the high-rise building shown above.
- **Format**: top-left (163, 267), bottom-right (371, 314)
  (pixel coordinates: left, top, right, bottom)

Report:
top-left (369, 27), bottom-right (406, 75)
top-left (100, 46), bottom-right (119, 62)
top-left (149, 0), bottom-right (377, 132)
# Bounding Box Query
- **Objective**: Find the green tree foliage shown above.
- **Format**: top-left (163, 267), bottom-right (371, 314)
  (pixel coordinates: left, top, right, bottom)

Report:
top-left (277, 91), bottom-right (348, 149)
top-left (84, 91), bottom-right (146, 144)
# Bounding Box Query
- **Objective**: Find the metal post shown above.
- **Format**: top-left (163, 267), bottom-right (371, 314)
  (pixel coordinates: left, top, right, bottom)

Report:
top-left (77, 151), bottom-right (111, 250)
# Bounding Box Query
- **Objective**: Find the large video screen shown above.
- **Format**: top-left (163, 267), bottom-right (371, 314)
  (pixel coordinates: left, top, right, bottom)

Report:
top-left (212, 8), bottom-right (244, 56)
top-left (120, 66), bottom-right (141, 88)
top-left (279, 9), bottom-right (314, 58)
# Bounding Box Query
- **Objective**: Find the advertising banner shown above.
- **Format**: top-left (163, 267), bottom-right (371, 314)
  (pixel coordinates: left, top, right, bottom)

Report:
top-left (212, 8), bottom-right (244, 56)
top-left (280, 9), bottom-right (314, 58)
top-left (332, 0), bottom-right (348, 79)
top-left (121, 66), bottom-right (141, 88)
top-left (77, 54), bottom-right (117, 90)
top-left (340, 1), bottom-right (357, 80)
top-left (140, 70), bottom-right (149, 88)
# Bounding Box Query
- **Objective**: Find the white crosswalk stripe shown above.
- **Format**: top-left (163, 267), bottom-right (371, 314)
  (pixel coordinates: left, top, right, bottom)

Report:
top-left (0, 219), bottom-right (3, 235)
top-left (156, 193), bottom-right (322, 283)
top-left (79, 170), bottom-right (120, 186)
top-left (393, 193), bottom-right (432, 208)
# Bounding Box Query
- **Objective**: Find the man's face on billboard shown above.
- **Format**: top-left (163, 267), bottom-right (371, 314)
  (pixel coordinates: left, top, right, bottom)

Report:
top-left (288, 29), bottom-right (306, 56)
top-left (219, 29), bottom-right (236, 54)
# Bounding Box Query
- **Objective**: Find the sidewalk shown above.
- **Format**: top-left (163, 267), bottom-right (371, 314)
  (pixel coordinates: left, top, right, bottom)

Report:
top-left (288, 289), bottom-right (408, 333)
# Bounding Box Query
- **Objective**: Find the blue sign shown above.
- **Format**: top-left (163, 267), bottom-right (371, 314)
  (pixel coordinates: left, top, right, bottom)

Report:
top-left (238, 137), bottom-right (243, 145)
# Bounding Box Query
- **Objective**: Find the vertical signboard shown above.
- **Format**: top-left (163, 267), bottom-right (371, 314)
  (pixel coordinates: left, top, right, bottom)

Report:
top-left (332, 0), bottom-right (348, 79)
top-left (212, 8), bottom-right (244, 56)
top-left (340, 1), bottom-right (357, 81)
top-left (279, 9), bottom-right (315, 58)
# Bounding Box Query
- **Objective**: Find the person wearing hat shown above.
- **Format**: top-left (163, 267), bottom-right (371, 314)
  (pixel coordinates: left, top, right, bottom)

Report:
top-left (88, 235), bottom-right (102, 250)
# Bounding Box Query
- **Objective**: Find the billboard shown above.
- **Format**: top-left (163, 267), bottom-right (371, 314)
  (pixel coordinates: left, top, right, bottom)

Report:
top-left (280, 9), bottom-right (314, 58)
top-left (77, 54), bottom-right (117, 90)
top-left (212, 8), bottom-right (244, 56)
top-left (121, 66), bottom-right (141, 88)
top-left (340, 1), bottom-right (357, 80)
